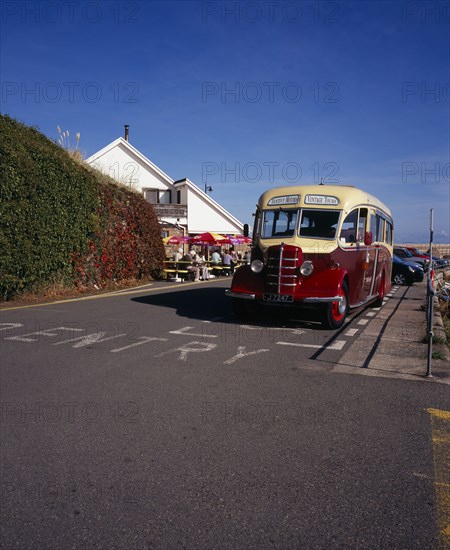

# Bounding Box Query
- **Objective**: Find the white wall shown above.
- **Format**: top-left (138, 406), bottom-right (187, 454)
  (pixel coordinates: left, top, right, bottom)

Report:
top-left (90, 142), bottom-right (172, 192)
top-left (187, 190), bottom-right (242, 233)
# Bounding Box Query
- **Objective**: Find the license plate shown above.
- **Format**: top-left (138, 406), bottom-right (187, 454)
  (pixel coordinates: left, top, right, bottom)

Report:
top-left (263, 293), bottom-right (294, 303)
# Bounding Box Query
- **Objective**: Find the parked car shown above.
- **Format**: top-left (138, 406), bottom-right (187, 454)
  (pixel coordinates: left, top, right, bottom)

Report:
top-left (404, 247), bottom-right (430, 259)
top-left (392, 255), bottom-right (424, 285)
top-left (393, 247), bottom-right (430, 270)
top-left (404, 247), bottom-right (449, 268)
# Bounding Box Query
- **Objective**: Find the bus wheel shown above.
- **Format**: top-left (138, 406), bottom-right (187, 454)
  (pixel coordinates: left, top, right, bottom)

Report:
top-left (323, 282), bottom-right (348, 329)
top-left (372, 273), bottom-right (385, 307)
top-left (232, 298), bottom-right (261, 321)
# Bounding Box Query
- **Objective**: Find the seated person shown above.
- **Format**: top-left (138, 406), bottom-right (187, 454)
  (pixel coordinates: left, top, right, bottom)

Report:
top-left (211, 250), bottom-right (221, 265)
top-left (181, 253), bottom-right (200, 281)
top-left (222, 250), bottom-right (233, 275)
top-left (196, 253), bottom-right (210, 280)
top-left (173, 247), bottom-right (183, 262)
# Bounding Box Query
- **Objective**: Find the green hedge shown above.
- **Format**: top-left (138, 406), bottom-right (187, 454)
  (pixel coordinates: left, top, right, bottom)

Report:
top-left (0, 115), bottom-right (165, 300)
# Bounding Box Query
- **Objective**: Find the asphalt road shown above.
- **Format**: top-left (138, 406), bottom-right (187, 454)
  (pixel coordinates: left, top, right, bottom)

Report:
top-left (1, 279), bottom-right (448, 549)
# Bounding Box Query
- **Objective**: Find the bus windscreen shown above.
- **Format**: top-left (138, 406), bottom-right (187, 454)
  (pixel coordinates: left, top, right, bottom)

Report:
top-left (299, 209), bottom-right (340, 239)
top-left (261, 209), bottom-right (298, 238)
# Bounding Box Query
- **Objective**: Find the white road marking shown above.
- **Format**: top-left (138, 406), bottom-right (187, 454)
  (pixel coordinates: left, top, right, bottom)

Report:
top-left (54, 332), bottom-right (127, 348)
top-left (345, 328), bottom-right (359, 336)
top-left (357, 319), bottom-right (369, 326)
top-left (0, 323), bottom-right (24, 332)
top-left (276, 340), bottom-right (346, 351)
top-left (111, 337), bottom-right (168, 353)
top-left (366, 311), bottom-right (376, 317)
top-left (223, 346), bottom-right (269, 365)
top-left (155, 340), bottom-right (217, 361)
top-left (241, 325), bottom-right (305, 335)
top-left (169, 326), bottom-right (218, 338)
top-left (6, 327), bottom-right (82, 342)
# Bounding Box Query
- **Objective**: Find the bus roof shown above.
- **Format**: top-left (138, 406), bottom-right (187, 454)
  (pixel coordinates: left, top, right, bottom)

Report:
top-left (258, 184), bottom-right (392, 219)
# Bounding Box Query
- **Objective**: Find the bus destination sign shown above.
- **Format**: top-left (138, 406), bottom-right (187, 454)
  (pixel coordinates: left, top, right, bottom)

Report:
top-left (304, 194), bottom-right (339, 206)
top-left (267, 195), bottom-right (300, 206)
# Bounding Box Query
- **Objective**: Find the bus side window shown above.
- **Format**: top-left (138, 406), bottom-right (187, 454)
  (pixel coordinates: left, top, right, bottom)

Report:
top-left (370, 212), bottom-right (377, 241)
top-left (339, 210), bottom-right (358, 244)
top-left (378, 217), bottom-right (385, 242)
top-left (385, 221), bottom-right (393, 244)
top-left (357, 208), bottom-right (368, 242)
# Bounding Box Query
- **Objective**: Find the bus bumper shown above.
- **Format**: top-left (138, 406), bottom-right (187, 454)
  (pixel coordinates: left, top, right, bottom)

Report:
top-left (225, 290), bottom-right (343, 303)
top-left (302, 296), bottom-right (344, 303)
top-left (225, 290), bottom-right (256, 300)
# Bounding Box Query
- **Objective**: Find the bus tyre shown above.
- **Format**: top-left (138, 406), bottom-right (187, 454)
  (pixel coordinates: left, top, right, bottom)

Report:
top-left (232, 298), bottom-right (261, 321)
top-left (323, 281), bottom-right (348, 330)
top-left (372, 273), bottom-right (385, 307)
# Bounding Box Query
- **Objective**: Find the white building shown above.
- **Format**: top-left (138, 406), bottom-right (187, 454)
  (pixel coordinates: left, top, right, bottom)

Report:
top-left (86, 131), bottom-right (243, 237)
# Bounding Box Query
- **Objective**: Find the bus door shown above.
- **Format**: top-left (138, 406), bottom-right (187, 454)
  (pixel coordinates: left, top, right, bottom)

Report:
top-left (359, 208), bottom-right (377, 299)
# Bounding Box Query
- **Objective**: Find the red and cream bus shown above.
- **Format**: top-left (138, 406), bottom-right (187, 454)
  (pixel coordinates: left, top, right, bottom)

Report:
top-left (226, 184), bottom-right (393, 329)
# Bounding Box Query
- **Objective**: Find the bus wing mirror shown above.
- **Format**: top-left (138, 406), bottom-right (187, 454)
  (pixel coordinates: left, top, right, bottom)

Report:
top-left (364, 231), bottom-right (373, 246)
top-left (243, 223), bottom-right (249, 238)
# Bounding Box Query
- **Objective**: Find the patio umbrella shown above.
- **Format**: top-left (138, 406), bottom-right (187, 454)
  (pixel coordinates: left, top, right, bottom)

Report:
top-left (162, 235), bottom-right (191, 245)
top-left (190, 232), bottom-right (231, 261)
top-left (227, 234), bottom-right (252, 244)
top-left (190, 232), bottom-right (231, 245)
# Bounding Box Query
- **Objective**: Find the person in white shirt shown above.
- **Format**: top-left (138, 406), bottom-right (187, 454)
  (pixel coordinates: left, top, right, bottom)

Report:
top-left (173, 247), bottom-right (183, 262)
top-left (182, 252), bottom-right (200, 282)
top-left (196, 253), bottom-right (210, 280)
top-left (211, 250), bottom-right (221, 264)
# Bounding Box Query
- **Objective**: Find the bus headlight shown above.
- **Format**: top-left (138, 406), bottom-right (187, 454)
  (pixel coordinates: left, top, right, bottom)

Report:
top-left (300, 261), bottom-right (314, 277)
top-left (251, 259), bottom-right (264, 273)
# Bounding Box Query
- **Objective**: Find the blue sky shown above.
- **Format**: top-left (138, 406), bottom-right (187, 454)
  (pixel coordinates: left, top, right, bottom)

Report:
top-left (1, 0), bottom-right (449, 243)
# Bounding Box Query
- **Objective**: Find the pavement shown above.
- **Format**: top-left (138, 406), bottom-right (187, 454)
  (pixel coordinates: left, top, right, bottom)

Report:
top-left (336, 276), bottom-right (450, 384)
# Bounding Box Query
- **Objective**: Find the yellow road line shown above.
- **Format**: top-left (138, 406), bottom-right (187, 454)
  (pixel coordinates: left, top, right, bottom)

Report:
top-left (0, 280), bottom-right (219, 312)
top-left (427, 408), bottom-right (450, 550)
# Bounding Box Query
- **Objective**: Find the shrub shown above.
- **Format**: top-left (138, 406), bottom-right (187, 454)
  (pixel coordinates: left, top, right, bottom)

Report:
top-left (0, 115), bottom-right (164, 299)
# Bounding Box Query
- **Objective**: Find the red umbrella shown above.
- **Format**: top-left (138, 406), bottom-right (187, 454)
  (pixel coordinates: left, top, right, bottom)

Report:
top-left (191, 232), bottom-right (231, 245)
top-left (162, 235), bottom-right (191, 245)
top-left (227, 234), bottom-right (252, 244)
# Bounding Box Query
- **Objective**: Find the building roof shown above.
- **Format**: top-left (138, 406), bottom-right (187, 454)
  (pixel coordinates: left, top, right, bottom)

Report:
top-left (86, 137), bottom-right (174, 185)
top-left (86, 137), bottom-right (243, 233)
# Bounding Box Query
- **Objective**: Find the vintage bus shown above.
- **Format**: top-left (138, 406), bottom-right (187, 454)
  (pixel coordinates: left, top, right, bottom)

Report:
top-left (226, 185), bottom-right (394, 329)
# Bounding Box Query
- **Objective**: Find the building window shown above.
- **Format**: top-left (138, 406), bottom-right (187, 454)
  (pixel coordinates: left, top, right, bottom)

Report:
top-left (159, 190), bottom-right (171, 204)
top-left (144, 189), bottom-right (158, 204)
top-left (144, 189), bottom-right (172, 204)
top-left (177, 190), bottom-right (181, 204)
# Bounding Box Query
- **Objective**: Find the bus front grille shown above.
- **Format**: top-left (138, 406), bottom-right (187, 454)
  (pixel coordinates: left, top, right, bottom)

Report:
top-left (264, 245), bottom-right (301, 295)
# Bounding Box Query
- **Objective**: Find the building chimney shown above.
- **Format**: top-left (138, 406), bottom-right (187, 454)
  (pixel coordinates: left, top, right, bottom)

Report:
top-left (124, 124), bottom-right (129, 141)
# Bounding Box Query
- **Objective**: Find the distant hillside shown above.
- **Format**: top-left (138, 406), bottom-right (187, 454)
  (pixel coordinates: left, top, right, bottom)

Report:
top-left (0, 115), bottom-right (165, 300)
